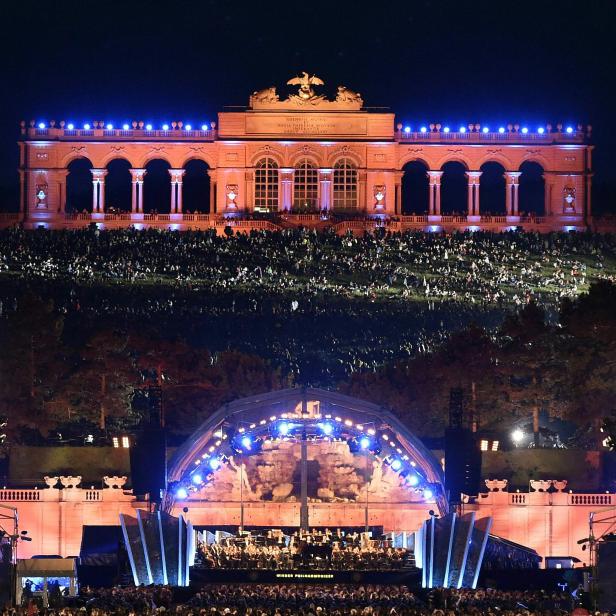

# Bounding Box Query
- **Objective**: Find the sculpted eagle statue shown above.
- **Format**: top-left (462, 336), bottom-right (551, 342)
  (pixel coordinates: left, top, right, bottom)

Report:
top-left (287, 72), bottom-right (325, 100)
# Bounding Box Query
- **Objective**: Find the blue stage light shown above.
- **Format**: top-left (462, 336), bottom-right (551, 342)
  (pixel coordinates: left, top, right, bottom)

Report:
top-left (278, 422), bottom-right (290, 436)
top-left (521, 127), bottom-right (529, 134)
top-left (38, 122), bottom-right (46, 129)
top-left (176, 487), bottom-right (188, 499)
top-left (420, 126), bottom-right (427, 133)
top-left (423, 488), bottom-right (433, 500)
top-left (459, 126), bottom-right (466, 133)
top-left (84, 123), bottom-right (91, 130)
top-left (67, 123), bottom-right (74, 130)
top-left (201, 123), bottom-right (209, 131)
top-left (404, 126), bottom-right (411, 133)
top-left (123, 123), bottom-right (130, 130)
top-left (241, 435), bottom-right (252, 450)
top-left (106, 123), bottom-right (113, 130)
top-left (185, 124), bottom-right (192, 131)
top-left (209, 458), bottom-right (221, 471)
top-left (538, 127), bottom-right (545, 134)
top-left (443, 126), bottom-right (450, 133)
top-left (360, 436), bottom-right (371, 450)
top-left (406, 473), bottom-right (419, 487)
top-left (192, 474), bottom-right (202, 485)
top-left (566, 126), bottom-right (574, 134)
top-left (498, 127), bottom-right (505, 134)
top-left (162, 124), bottom-right (169, 131)
top-left (146, 123), bottom-right (153, 130)
top-left (321, 422), bottom-right (334, 436)
top-left (482, 126), bottom-right (489, 133)
top-left (390, 459), bottom-right (402, 472)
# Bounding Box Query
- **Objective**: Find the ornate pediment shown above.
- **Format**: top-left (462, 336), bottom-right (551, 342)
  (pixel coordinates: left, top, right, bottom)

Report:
top-left (250, 72), bottom-right (363, 111)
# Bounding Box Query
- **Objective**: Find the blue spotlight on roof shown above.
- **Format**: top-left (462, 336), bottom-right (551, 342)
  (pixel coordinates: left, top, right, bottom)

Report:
top-left (201, 123), bottom-right (209, 131)
top-left (106, 123), bottom-right (113, 130)
top-left (406, 473), bottom-right (419, 487)
top-left (123, 123), bottom-right (130, 130)
top-left (482, 126), bottom-right (489, 133)
top-left (521, 127), bottom-right (529, 134)
top-left (241, 435), bottom-right (253, 450)
top-left (176, 487), bottom-right (188, 499)
top-left (84, 123), bottom-right (91, 130)
top-left (420, 126), bottom-right (427, 133)
top-left (67, 123), bottom-right (74, 130)
top-left (320, 422), bottom-right (334, 436)
top-left (404, 126), bottom-right (411, 133)
top-left (566, 126), bottom-right (574, 134)
top-left (443, 126), bottom-right (450, 133)
top-left (390, 459), bottom-right (402, 472)
top-left (146, 123), bottom-right (153, 130)
top-left (162, 123), bottom-right (169, 130)
top-left (459, 126), bottom-right (466, 133)
top-left (185, 124), bottom-right (192, 131)
top-left (498, 127), bottom-right (505, 134)
top-left (209, 457), bottom-right (221, 471)
top-left (278, 422), bottom-right (290, 436)
top-left (192, 473), bottom-right (203, 485)
top-left (423, 488), bottom-right (433, 500)
top-left (38, 122), bottom-right (46, 129)
top-left (359, 436), bottom-right (371, 450)
top-left (538, 127), bottom-right (545, 134)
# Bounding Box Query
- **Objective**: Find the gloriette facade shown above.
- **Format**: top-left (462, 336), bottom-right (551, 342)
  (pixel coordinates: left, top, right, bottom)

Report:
top-left (9, 73), bottom-right (594, 233)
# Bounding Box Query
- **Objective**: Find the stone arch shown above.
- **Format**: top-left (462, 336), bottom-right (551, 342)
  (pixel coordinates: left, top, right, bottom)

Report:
top-left (105, 158), bottom-right (132, 212)
top-left (98, 151), bottom-right (136, 168)
top-left (401, 160), bottom-right (429, 214)
top-left (519, 161), bottom-right (545, 216)
top-left (143, 158), bottom-right (172, 213)
top-left (479, 161), bottom-right (507, 215)
top-left (398, 154), bottom-right (432, 170)
top-left (60, 151), bottom-right (95, 169)
top-left (440, 160), bottom-right (468, 215)
top-left (475, 153), bottom-right (513, 171)
top-left (518, 153), bottom-right (551, 172)
top-left (178, 152), bottom-right (217, 170)
top-left (250, 148), bottom-right (284, 168)
top-left (183, 159), bottom-right (211, 214)
top-left (436, 154), bottom-right (471, 171)
top-left (66, 157), bottom-right (94, 213)
top-left (137, 151), bottom-right (175, 168)
top-left (289, 150), bottom-right (322, 169)
top-left (328, 149), bottom-right (363, 169)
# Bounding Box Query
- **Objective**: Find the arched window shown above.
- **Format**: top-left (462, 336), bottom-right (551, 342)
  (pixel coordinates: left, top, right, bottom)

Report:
top-left (254, 157), bottom-right (279, 211)
top-left (293, 158), bottom-right (318, 210)
top-left (333, 159), bottom-right (358, 209)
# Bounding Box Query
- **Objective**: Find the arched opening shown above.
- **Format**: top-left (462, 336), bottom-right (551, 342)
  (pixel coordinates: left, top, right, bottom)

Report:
top-left (401, 160), bottom-right (429, 214)
top-left (143, 159), bottom-right (172, 214)
top-left (333, 158), bottom-right (358, 211)
top-left (254, 157), bottom-right (279, 212)
top-left (479, 161), bottom-right (506, 215)
top-left (440, 161), bottom-right (467, 215)
top-left (519, 161), bottom-right (545, 216)
top-left (66, 158), bottom-right (93, 213)
top-left (293, 158), bottom-right (319, 211)
top-left (105, 158), bottom-right (132, 213)
top-left (183, 159), bottom-right (210, 214)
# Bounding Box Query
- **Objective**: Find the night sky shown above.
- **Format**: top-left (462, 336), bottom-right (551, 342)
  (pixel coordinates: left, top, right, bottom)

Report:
top-left (2, 0), bottom-right (615, 212)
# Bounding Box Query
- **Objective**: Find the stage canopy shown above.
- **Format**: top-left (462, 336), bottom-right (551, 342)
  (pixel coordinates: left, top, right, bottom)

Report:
top-left (166, 388), bottom-right (448, 516)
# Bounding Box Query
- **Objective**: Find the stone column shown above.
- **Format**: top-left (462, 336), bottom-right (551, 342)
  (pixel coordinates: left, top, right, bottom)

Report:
top-left (543, 173), bottom-right (556, 216)
top-left (90, 169), bottom-right (108, 215)
top-left (504, 172), bottom-right (521, 218)
top-left (280, 168), bottom-right (294, 212)
top-left (358, 171), bottom-right (367, 212)
top-left (319, 169), bottom-right (332, 211)
top-left (245, 170), bottom-right (254, 212)
top-left (427, 171), bottom-right (443, 217)
top-left (56, 170), bottom-right (69, 214)
top-left (168, 169), bottom-right (186, 215)
top-left (207, 170), bottom-right (217, 214)
top-left (129, 169), bottom-right (146, 217)
top-left (465, 171), bottom-right (482, 218)
top-left (394, 171), bottom-right (404, 215)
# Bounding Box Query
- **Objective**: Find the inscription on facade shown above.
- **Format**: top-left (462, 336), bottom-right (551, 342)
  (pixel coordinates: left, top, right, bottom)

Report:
top-left (246, 114), bottom-right (368, 137)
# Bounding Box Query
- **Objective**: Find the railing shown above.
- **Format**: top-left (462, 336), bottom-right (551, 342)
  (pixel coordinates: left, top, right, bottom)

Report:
top-left (399, 215), bottom-right (428, 223)
top-left (396, 130), bottom-right (586, 144)
top-left (84, 490), bottom-right (102, 501)
top-left (0, 490), bottom-right (40, 501)
top-left (510, 493), bottom-right (527, 505)
top-left (569, 494), bottom-right (613, 506)
top-left (26, 127), bottom-right (217, 141)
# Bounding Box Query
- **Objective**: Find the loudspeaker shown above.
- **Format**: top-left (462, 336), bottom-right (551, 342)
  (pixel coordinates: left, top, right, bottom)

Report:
top-left (598, 539), bottom-right (616, 612)
top-left (129, 428), bottom-right (167, 502)
top-left (445, 428), bottom-right (481, 503)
